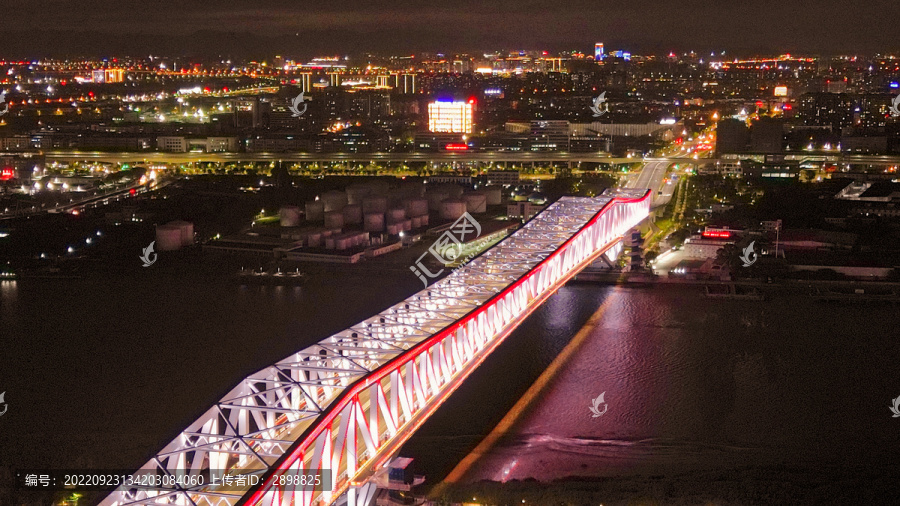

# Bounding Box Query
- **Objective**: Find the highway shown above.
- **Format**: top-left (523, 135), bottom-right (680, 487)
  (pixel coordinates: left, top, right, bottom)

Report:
top-left (44, 150), bottom-right (640, 165)
top-left (625, 159), bottom-right (675, 209)
top-left (36, 148), bottom-right (900, 167)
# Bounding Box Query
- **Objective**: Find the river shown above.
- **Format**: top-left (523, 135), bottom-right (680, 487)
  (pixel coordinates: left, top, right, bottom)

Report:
top-left (2, 269), bottom-right (899, 503)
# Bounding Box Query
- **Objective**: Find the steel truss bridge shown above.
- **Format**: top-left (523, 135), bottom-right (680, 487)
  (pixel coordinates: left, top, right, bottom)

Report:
top-left (101, 189), bottom-right (651, 506)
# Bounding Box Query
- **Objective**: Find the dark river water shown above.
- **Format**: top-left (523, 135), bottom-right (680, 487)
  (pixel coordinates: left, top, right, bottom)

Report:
top-left (2, 266), bottom-right (899, 503)
top-left (422, 284), bottom-right (900, 488)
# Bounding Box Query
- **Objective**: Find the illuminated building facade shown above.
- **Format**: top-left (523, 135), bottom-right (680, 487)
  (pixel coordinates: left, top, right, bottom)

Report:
top-left (595, 43), bottom-right (605, 61)
top-left (296, 72), bottom-right (313, 93)
top-left (428, 100), bottom-right (474, 133)
top-left (392, 73), bottom-right (417, 94)
top-left (91, 68), bottom-right (125, 83)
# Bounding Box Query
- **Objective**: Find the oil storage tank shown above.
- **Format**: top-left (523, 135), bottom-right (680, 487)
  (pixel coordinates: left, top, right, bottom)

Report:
top-left (345, 184), bottom-right (372, 205)
top-left (362, 196), bottom-right (388, 214)
top-left (305, 201), bottom-right (325, 222)
top-left (463, 192), bottom-right (487, 214)
top-left (387, 207), bottom-right (407, 223)
top-left (440, 198), bottom-right (467, 221)
top-left (436, 183), bottom-right (464, 199)
top-left (403, 198), bottom-right (428, 218)
top-left (426, 189), bottom-right (450, 211)
top-left (155, 224), bottom-right (183, 251)
top-left (324, 211), bottom-right (345, 229)
top-left (483, 186), bottom-right (503, 205)
top-left (342, 204), bottom-right (363, 225)
top-left (279, 206), bottom-right (301, 227)
top-left (364, 213), bottom-right (385, 232)
top-left (320, 190), bottom-right (348, 212)
top-left (167, 220), bottom-right (195, 246)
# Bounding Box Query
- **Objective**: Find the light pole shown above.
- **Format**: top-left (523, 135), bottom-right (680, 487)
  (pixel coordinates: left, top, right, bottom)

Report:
top-left (774, 219), bottom-right (782, 259)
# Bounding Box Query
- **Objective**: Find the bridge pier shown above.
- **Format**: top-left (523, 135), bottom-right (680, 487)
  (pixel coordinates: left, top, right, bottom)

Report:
top-left (340, 483), bottom-right (377, 506)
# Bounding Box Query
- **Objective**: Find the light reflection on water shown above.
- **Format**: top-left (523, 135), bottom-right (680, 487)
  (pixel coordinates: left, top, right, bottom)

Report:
top-left (2, 274), bottom-right (898, 490)
top-left (0, 280), bottom-right (17, 327)
top-left (401, 284), bottom-right (900, 485)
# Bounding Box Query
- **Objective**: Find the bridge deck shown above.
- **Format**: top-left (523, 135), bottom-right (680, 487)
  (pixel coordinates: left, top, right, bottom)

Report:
top-left (101, 189), bottom-right (650, 506)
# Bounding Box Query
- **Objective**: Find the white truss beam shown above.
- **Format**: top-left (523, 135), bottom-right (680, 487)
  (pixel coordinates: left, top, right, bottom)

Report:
top-left (100, 190), bottom-right (650, 506)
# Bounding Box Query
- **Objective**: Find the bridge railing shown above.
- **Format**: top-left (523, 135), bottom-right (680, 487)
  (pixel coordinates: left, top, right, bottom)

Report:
top-left (100, 190), bottom-right (650, 506)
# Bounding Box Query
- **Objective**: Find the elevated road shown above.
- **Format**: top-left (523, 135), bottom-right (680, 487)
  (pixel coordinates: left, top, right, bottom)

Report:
top-left (37, 150), bottom-right (900, 167)
top-left (45, 150), bottom-right (640, 165)
top-left (626, 160), bottom-right (675, 209)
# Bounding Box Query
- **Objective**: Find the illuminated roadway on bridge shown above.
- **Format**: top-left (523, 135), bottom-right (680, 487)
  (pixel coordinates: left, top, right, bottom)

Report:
top-left (44, 150), bottom-right (900, 166)
top-left (46, 150), bottom-right (643, 165)
top-left (100, 189), bottom-right (651, 506)
top-left (623, 158), bottom-right (680, 209)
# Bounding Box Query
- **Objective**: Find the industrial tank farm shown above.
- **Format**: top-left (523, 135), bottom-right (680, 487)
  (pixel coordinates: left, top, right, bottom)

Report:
top-left (261, 176), bottom-right (523, 264)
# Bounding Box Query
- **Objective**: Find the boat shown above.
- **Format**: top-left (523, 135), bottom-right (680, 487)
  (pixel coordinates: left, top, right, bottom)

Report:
top-left (811, 287), bottom-right (900, 303)
top-left (704, 284), bottom-right (764, 300)
top-left (235, 267), bottom-right (308, 286)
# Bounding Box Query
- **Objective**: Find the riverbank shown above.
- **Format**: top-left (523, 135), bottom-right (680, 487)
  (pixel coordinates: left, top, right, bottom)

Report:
top-left (439, 463), bottom-right (900, 505)
top-left (572, 270), bottom-right (900, 295)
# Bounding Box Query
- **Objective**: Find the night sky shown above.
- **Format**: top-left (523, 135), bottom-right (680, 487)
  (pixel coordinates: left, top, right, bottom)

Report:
top-left (1, 0), bottom-right (898, 57)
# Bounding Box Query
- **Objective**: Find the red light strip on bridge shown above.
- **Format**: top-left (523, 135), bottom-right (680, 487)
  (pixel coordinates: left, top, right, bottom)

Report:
top-left (241, 190), bottom-right (651, 505)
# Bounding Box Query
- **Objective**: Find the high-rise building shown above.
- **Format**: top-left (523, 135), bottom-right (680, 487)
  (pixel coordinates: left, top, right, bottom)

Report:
top-left (594, 43), bottom-right (605, 61)
top-left (529, 120), bottom-right (570, 151)
top-left (347, 89), bottom-right (391, 121)
top-left (750, 117), bottom-right (784, 154)
top-left (428, 100), bottom-right (474, 133)
top-left (798, 92), bottom-right (854, 130)
top-left (826, 79), bottom-right (848, 93)
top-left (392, 73), bottom-right (417, 94)
top-left (716, 118), bottom-right (750, 155)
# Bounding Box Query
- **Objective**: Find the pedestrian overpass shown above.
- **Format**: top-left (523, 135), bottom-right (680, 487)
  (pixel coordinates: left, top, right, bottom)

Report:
top-left (100, 189), bottom-right (651, 506)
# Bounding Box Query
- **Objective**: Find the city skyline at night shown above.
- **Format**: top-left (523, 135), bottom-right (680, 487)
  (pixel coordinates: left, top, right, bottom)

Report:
top-left (1, 0), bottom-right (899, 57)
top-left (2, 2), bottom-right (900, 505)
